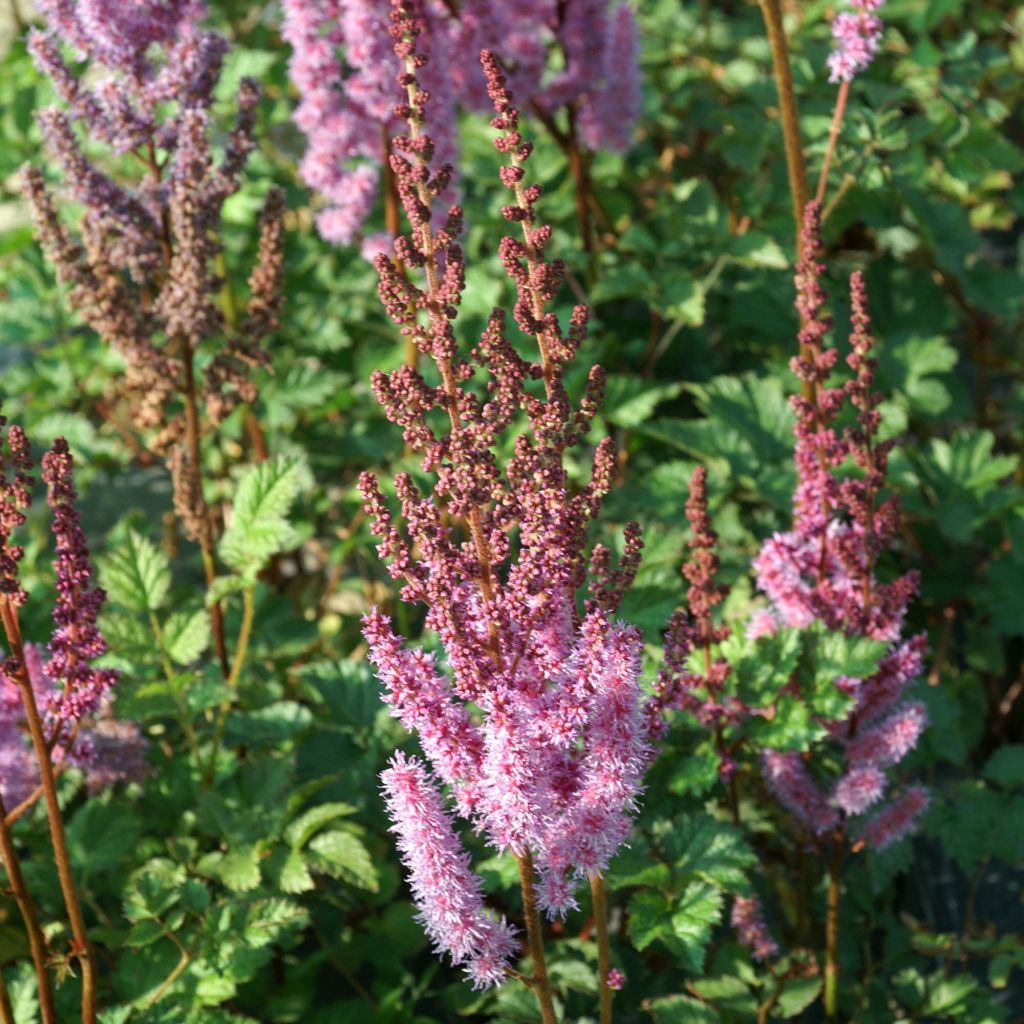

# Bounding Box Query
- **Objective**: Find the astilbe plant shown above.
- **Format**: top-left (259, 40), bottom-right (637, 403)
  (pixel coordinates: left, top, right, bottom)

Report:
top-left (282, 0), bottom-right (640, 253)
top-left (748, 201), bottom-right (927, 1011)
top-left (360, 3), bottom-right (653, 1019)
top-left (0, 415), bottom-right (139, 1024)
top-left (24, 0), bottom-right (285, 676)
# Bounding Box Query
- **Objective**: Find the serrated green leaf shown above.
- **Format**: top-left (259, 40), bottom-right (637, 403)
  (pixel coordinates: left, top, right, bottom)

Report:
top-left (219, 457), bottom-right (301, 577)
top-left (100, 530), bottom-right (170, 613)
top-left (163, 608), bottom-right (211, 665)
top-left (668, 882), bottom-right (723, 974)
top-left (285, 802), bottom-right (358, 849)
top-left (663, 815), bottom-right (757, 894)
top-left (627, 890), bottom-right (671, 951)
top-left (277, 848), bottom-right (315, 894)
top-left (199, 846), bottom-right (262, 893)
top-left (307, 830), bottom-right (378, 892)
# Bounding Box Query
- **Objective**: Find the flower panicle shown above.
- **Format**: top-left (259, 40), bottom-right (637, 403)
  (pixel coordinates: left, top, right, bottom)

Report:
top-left (362, 2), bottom-right (654, 959)
top-left (752, 203), bottom-right (927, 848)
top-left (827, 0), bottom-right (884, 84)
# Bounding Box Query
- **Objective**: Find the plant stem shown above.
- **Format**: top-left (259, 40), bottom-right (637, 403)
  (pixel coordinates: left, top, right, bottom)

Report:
top-left (181, 346), bottom-right (229, 677)
top-left (517, 853), bottom-right (558, 1024)
top-left (381, 124), bottom-right (418, 369)
top-left (816, 81), bottom-right (850, 206)
top-left (757, 0), bottom-right (810, 254)
top-left (824, 841), bottom-right (844, 1019)
top-left (0, 793), bottom-right (56, 1024)
top-left (204, 586), bottom-right (256, 784)
top-left (565, 106), bottom-right (597, 270)
top-left (590, 875), bottom-right (613, 1024)
top-left (0, 604), bottom-right (96, 1023)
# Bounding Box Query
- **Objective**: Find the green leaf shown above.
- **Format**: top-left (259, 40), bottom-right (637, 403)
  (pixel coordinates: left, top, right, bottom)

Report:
top-left (983, 745), bottom-right (1024, 789)
top-left (285, 801), bottom-right (359, 849)
top-left (206, 573), bottom-right (247, 607)
top-left (219, 457), bottom-right (302, 578)
top-left (163, 608), bottom-right (211, 665)
top-left (307, 830), bottom-right (379, 892)
top-left (668, 882), bottom-right (724, 974)
top-left (100, 530), bottom-right (170, 613)
top-left (123, 919), bottom-right (166, 949)
top-left (198, 845), bottom-right (262, 893)
top-left (663, 815), bottom-right (757, 894)
top-left (627, 890), bottom-right (671, 951)
top-left (602, 376), bottom-right (683, 429)
top-left (649, 994), bottom-right (724, 1024)
top-left (276, 848), bottom-right (314, 894)
top-left (774, 976), bottom-right (823, 1018)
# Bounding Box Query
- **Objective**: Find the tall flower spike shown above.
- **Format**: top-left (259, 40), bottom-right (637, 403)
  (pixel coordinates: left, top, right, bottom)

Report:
top-left (752, 203), bottom-right (927, 849)
top-left (40, 439), bottom-right (119, 727)
top-left (26, 0), bottom-right (276, 459)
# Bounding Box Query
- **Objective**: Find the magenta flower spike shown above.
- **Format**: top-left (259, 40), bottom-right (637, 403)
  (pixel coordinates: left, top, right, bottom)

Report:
top-left (731, 895), bottom-right (779, 962)
top-left (826, 0), bottom-right (884, 84)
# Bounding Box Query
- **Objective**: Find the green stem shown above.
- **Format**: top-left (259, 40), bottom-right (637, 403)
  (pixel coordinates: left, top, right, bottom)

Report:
top-left (149, 612), bottom-right (200, 761)
top-left (824, 842), bottom-right (844, 1019)
top-left (204, 587), bottom-right (256, 784)
top-left (591, 875), bottom-right (613, 1024)
top-left (517, 853), bottom-right (558, 1024)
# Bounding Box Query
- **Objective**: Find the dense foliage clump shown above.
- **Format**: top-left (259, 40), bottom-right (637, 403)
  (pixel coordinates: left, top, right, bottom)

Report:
top-left (0, 0), bottom-right (1019, 1022)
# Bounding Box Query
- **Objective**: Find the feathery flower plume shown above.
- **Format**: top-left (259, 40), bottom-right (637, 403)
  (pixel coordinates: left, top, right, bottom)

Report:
top-left (858, 785), bottom-right (929, 850)
top-left (731, 895), bottom-right (779, 962)
top-left (282, 0), bottom-right (642, 246)
top-left (753, 203), bottom-right (927, 850)
top-left (826, 0), bottom-right (884, 84)
top-left (361, 1), bottom-right (654, 987)
top-left (381, 753), bottom-right (517, 987)
top-left (25, 1), bottom-right (280, 536)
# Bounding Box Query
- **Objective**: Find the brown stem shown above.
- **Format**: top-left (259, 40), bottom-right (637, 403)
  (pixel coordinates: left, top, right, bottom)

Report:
top-left (565, 106), bottom-right (597, 266)
top-left (0, 602), bottom-right (96, 1023)
top-left (182, 349), bottom-right (229, 677)
top-left (517, 853), bottom-right (558, 1024)
top-left (824, 841), bottom-right (844, 1019)
top-left (816, 81), bottom-right (850, 207)
top-left (400, 64), bottom-right (500, 643)
top-left (756, 969), bottom-right (786, 1024)
top-left (590, 875), bottom-right (613, 1024)
top-left (758, 0), bottom-right (810, 255)
top-left (0, 974), bottom-right (12, 1024)
top-left (927, 604), bottom-right (956, 687)
top-left (0, 792), bottom-right (56, 1024)
top-left (381, 123), bottom-right (418, 370)
top-left (244, 409), bottom-right (269, 462)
